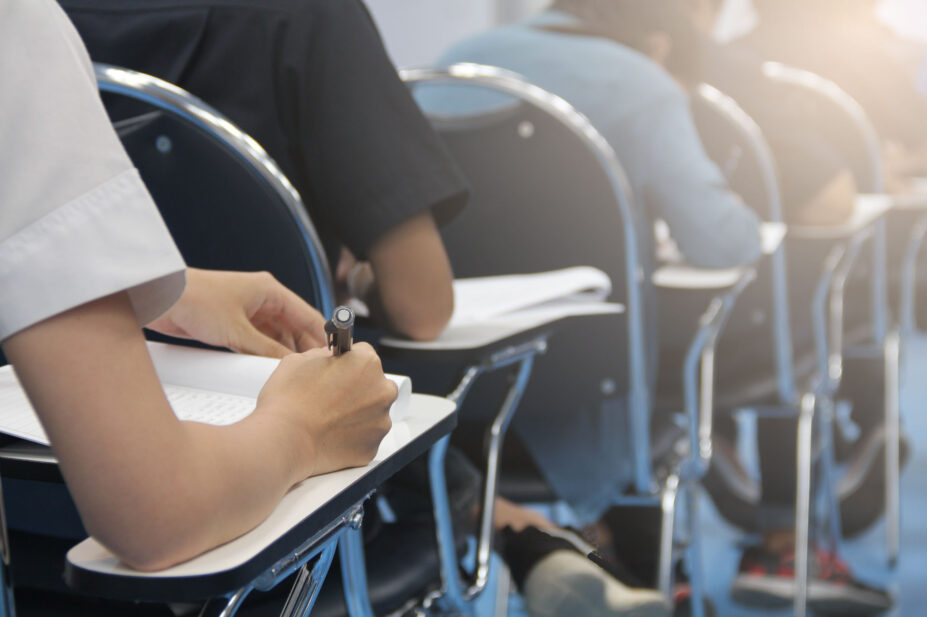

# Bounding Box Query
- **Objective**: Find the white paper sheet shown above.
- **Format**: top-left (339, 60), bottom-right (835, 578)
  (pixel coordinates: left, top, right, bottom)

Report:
top-left (449, 266), bottom-right (611, 326)
top-left (0, 342), bottom-right (413, 446)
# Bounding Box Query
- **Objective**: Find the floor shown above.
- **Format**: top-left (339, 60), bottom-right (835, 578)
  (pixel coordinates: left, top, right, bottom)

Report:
top-left (504, 331), bottom-right (927, 616)
top-left (701, 332), bottom-right (927, 616)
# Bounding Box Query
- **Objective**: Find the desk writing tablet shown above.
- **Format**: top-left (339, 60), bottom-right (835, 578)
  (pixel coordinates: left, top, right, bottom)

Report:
top-left (789, 194), bottom-right (891, 239)
top-left (380, 302), bottom-right (623, 353)
top-left (64, 394), bottom-right (456, 603)
top-left (652, 222), bottom-right (782, 291)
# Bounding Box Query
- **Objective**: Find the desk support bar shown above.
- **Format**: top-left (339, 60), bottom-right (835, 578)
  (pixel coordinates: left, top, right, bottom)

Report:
top-left (901, 216), bottom-right (927, 335)
top-left (280, 541), bottom-right (338, 617)
top-left (427, 336), bottom-right (547, 612)
top-left (794, 393), bottom-right (817, 617)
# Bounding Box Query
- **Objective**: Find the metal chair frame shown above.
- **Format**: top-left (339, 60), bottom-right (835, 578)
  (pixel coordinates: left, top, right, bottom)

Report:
top-left (695, 83), bottom-right (797, 404)
top-left (762, 62), bottom-right (903, 574)
top-left (402, 64), bottom-right (765, 617)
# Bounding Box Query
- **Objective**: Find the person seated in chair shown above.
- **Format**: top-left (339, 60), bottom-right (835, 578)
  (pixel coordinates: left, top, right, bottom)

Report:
top-left (746, 0), bottom-right (927, 192)
top-left (53, 1), bottom-right (673, 615)
top-left (1, 0), bottom-right (398, 576)
top-left (416, 0), bottom-right (758, 583)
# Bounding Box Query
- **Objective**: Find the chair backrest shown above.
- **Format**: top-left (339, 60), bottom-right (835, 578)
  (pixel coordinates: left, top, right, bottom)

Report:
top-left (94, 64), bottom-right (335, 318)
top-left (760, 62), bottom-right (885, 194)
top-left (690, 84), bottom-right (796, 404)
top-left (759, 63), bottom-right (888, 343)
top-left (403, 63), bottom-right (654, 492)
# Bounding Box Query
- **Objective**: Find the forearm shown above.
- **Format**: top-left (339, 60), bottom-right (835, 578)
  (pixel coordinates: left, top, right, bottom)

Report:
top-left (3, 293), bottom-right (307, 570)
top-left (362, 212), bottom-right (454, 340)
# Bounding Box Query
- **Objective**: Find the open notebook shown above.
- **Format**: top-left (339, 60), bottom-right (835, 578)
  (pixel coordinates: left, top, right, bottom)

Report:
top-left (381, 266), bottom-right (622, 351)
top-left (0, 342), bottom-right (412, 458)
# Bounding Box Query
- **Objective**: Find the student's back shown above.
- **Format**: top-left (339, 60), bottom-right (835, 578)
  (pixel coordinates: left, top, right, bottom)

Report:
top-left (419, 8), bottom-right (762, 271)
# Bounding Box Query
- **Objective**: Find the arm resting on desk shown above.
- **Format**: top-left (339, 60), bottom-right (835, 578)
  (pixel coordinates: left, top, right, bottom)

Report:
top-left (3, 292), bottom-right (395, 571)
top-left (339, 212), bottom-right (454, 341)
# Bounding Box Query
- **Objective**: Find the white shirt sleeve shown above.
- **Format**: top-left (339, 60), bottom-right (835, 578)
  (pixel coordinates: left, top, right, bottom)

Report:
top-left (0, 0), bottom-right (186, 342)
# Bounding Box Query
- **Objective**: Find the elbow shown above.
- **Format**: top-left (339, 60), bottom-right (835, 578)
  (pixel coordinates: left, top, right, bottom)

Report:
top-left (391, 290), bottom-right (454, 342)
top-left (385, 280), bottom-right (454, 342)
top-left (86, 522), bottom-right (193, 572)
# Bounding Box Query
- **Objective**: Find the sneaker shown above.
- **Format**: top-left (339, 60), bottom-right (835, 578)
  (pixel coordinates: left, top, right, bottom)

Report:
top-left (501, 526), bottom-right (671, 617)
top-left (731, 545), bottom-right (893, 615)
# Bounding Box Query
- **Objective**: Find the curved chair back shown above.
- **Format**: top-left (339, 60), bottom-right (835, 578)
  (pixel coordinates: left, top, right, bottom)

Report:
top-left (760, 63), bottom-right (884, 194)
top-left (690, 84), bottom-right (796, 403)
top-left (760, 62), bottom-right (888, 343)
top-left (95, 64), bottom-right (335, 317)
top-left (402, 63), bottom-right (654, 492)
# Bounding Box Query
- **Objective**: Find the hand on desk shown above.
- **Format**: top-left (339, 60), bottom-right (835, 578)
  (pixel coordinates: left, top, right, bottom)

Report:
top-left (256, 342), bottom-right (396, 477)
top-left (147, 268), bottom-right (328, 357)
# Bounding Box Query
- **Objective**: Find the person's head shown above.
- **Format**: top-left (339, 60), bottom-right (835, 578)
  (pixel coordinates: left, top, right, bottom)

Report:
top-left (549, 0), bottom-right (702, 86)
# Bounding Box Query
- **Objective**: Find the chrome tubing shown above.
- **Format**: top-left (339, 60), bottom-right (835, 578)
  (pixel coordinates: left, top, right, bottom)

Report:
top-left (658, 475), bottom-right (681, 602)
top-left (696, 84), bottom-right (797, 402)
top-left (94, 64), bottom-right (335, 316)
top-left (280, 541), bottom-right (338, 617)
top-left (468, 354), bottom-right (537, 601)
top-left (794, 393), bottom-right (817, 617)
top-left (901, 217), bottom-right (927, 335)
top-left (339, 520), bottom-right (376, 617)
top-left (885, 329), bottom-right (902, 567)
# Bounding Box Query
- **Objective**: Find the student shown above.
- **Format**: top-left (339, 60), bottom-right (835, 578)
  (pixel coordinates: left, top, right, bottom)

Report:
top-left (415, 0), bottom-right (761, 540)
top-left (746, 0), bottom-right (927, 191)
top-left (0, 0), bottom-right (396, 573)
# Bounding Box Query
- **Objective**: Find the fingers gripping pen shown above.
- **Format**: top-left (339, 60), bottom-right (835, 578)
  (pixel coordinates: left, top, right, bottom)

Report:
top-left (325, 305), bottom-right (355, 356)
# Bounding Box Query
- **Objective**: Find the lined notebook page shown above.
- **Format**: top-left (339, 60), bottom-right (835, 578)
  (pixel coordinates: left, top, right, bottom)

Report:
top-left (0, 343), bottom-right (412, 446)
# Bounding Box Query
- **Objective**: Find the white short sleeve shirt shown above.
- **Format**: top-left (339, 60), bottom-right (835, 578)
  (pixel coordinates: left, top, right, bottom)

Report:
top-left (0, 0), bottom-right (186, 342)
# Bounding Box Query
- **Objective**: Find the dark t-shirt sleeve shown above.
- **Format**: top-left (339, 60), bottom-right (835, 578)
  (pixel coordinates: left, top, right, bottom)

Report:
top-left (278, 0), bottom-right (469, 259)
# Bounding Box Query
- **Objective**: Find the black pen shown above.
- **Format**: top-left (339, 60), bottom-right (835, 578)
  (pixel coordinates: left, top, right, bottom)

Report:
top-left (325, 305), bottom-right (355, 356)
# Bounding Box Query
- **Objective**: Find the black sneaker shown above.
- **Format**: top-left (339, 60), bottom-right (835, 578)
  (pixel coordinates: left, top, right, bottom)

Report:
top-left (731, 545), bottom-right (893, 615)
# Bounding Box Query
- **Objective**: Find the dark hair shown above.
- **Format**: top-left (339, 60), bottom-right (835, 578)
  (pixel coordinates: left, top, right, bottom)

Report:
top-left (549, 0), bottom-right (701, 85)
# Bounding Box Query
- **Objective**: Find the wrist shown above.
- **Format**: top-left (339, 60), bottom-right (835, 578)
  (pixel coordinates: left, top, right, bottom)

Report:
top-left (246, 407), bottom-right (317, 484)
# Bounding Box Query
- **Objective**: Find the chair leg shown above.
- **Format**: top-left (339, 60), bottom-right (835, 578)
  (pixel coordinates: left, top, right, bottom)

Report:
top-left (657, 475), bottom-right (680, 603)
top-left (198, 587), bottom-right (254, 617)
top-left (0, 477), bottom-right (14, 617)
top-left (818, 397), bottom-right (842, 553)
top-left (885, 329), bottom-right (902, 567)
top-left (340, 523), bottom-right (376, 617)
top-left (684, 484), bottom-right (706, 617)
top-left (794, 394), bottom-right (816, 617)
top-left (280, 540), bottom-right (338, 617)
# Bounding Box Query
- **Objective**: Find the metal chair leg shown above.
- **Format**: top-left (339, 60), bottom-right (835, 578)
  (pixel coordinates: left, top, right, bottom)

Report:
top-left (900, 218), bottom-right (927, 336)
top-left (885, 329), bottom-right (902, 567)
top-left (657, 475), bottom-right (680, 603)
top-left (339, 516), bottom-right (376, 617)
top-left (818, 396), bottom-right (842, 553)
top-left (198, 587), bottom-right (254, 617)
top-left (794, 393), bottom-right (816, 617)
top-left (280, 540), bottom-right (338, 617)
top-left (684, 485), bottom-right (706, 617)
top-left (0, 477), bottom-right (14, 617)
